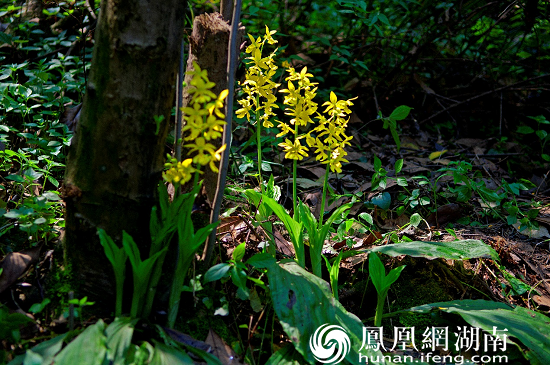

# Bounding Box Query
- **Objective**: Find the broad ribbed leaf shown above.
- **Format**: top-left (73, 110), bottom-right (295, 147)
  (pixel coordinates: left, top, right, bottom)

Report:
top-left (351, 240), bottom-right (499, 261)
top-left (54, 320), bottom-right (107, 365)
top-left (250, 259), bottom-right (385, 364)
top-left (393, 300), bottom-right (550, 365)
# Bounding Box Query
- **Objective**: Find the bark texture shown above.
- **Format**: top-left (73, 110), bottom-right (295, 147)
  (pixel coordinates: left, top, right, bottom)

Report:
top-left (63, 0), bottom-right (186, 305)
top-left (181, 13), bottom-right (241, 203)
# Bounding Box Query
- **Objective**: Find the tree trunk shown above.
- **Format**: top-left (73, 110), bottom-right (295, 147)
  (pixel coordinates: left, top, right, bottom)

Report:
top-left (181, 12), bottom-right (242, 204)
top-left (62, 0), bottom-right (186, 307)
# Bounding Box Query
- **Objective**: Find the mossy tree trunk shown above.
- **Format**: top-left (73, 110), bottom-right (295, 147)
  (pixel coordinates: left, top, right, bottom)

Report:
top-left (63, 0), bottom-right (186, 307)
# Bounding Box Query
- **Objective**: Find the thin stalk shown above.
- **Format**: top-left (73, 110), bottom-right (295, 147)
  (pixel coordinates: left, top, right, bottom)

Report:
top-left (292, 160), bottom-right (297, 216)
top-left (256, 99), bottom-right (263, 193)
top-left (318, 164), bottom-right (330, 229)
top-left (193, 164), bottom-right (202, 187)
top-left (114, 274), bottom-right (124, 317)
top-left (374, 293), bottom-right (386, 327)
top-left (292, 123), bottom-right (299, 215)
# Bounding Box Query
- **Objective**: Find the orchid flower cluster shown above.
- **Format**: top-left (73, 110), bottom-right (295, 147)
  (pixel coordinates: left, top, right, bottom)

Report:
top-left (236, 26), bottom-right (280, 192)
top-left (278, 67), bottom-right (357, 173)
top-left (236, 27), bottom-right (357, 217)
top-left (235, 25), bottom-right (280, 128)
top-left (164, 62), bottom-right (228, 185)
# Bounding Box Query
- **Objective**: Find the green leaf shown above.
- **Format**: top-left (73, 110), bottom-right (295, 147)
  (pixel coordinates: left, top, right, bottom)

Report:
top-left (42, 191), bottom-right (61, 201)
top-left (394, 300), bottom-right (550, 365)
top-left (265, 343), bottom-right (304, 364)
top-left (394, 159), bottom-right (403, 173)
top-left (377, 13), bottom-right (390, 25)
top-left (260, 194), bottom-right (305, 268)
top-left (368, 253), bottom-right (388, 294)
top-left (385, 265), bottom-right (406, 290)
top-left (29, 298), bottom-right (50, 314)
top-left (371, 192), bottom-right (391, 210)
top-left (15, 334), bottom-right (66, 365)
top-left (390, 127), bottom-right (401, 152)
top-left (47, 176), bottom-right (60, 188)
top-left (536, 129), bottom-right (547, 140)
top-left (252, 259), bottom-right (385, 363)
top-left (527, 209), bottom-right (539, 219)
top-left (54, 320), bottom-right (107, 365)
top-left (105, 317), bottom-right (138, 365)
top-left (389, 105), bottom-right (413, 121)
top-left (516, 125), bottom-right (534, 134)
top-left (246, 252), bottom-right (277, 267)
top-left (151, 341), bottom-right (194, 364)
top-left (0, 32), bottom-right (12, 45)
top-left (373, 155), bottom-right (381, 171)
top-left (34, 217), bottom-right (47, 225)
top-left (348, 239), bottom-right (500, 261)
top-left (396, 177), bottom-right (408, 186)
top-left (203, 263), bottom-right (231, 283)
top-left (232, 242), bottom-right (246, 262)
top-left (358, 212), bottom-right (373, 225)
top-left (409, 213), bottom-right (422, 227)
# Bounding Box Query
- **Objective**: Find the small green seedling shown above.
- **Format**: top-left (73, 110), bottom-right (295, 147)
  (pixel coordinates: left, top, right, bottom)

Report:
top-left (369, 252), bottom-right (406, 327)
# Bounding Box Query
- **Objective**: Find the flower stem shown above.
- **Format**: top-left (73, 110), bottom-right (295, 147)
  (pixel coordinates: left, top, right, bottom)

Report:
top-left (318, 164), bottom-right (330, 229)
top-left (374, 292), bottom-right (386, 327)
top-left (193, 164), bottom-right (201, 187)
top-left (254, 95), bottom-right (264, 194)
top-left (292, 159), bottom-right (297, 216)
top-left (292, 123), bottom-right (299, 216)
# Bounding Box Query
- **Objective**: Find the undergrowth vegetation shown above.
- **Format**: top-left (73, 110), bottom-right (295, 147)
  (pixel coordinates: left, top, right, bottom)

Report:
top-left (1, 0), bottom-right (550, 364)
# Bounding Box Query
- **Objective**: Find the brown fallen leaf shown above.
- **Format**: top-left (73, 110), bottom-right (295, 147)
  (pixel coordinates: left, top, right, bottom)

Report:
top-left (217, 216), bottom-right (243, 235)
top-left (379, 214), bottom-right (410, 231)
top-left (274, 227), bottom-right (294, 257)
top-left (362, 231), bottom-right (383, 246)
top-left (455, 138), bottom-right (486, 148)
top-left (205, 329), bottom-right (243, 365)
top-left (532, 295), bottom-right (550, 311)
top-left (0, 245), bottom-right (42, 294)
top-left (426, 203), bottom-right (462, 227)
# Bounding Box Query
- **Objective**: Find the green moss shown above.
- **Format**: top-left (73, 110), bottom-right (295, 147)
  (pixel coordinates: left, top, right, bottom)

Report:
top-left (386, 265), bottom-right (453, 331)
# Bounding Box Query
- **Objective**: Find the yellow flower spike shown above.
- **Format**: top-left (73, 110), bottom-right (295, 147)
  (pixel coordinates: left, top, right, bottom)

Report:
top-left (261, 115), bottom-right (274, 128)
top-left (249, 49), bottom-right (270, 70)
top-left (163, 158), bottom-right (197, 185)
top-left (207, 89), bottom-right (228, 118)
top-left (276, 121), bottom-right (293, 137)
top-left (278, 138), bottom-right (309, 160)
top-left (203, 114), bottom-right (225, 140)
top-left (183, 103), bottom-right (209, 125)
top-left (305, 133), bottom-right (316, 148)
top-left (185, 137), bottom-right (216, 166)
top-left (264, 25), bottom-right (277, 45)
top-left (189, 78), bottom-right (217, 103)
top-left (236, 99), bottom-right (253, 120)
top-left (246, 34), bottom-right (263, 53)
top-left (208, 144), bottom-right (227, 173)
top-left (187, 61), bottom-right (208, 81)
top-left (312, 138), bottom-right (329, 162)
